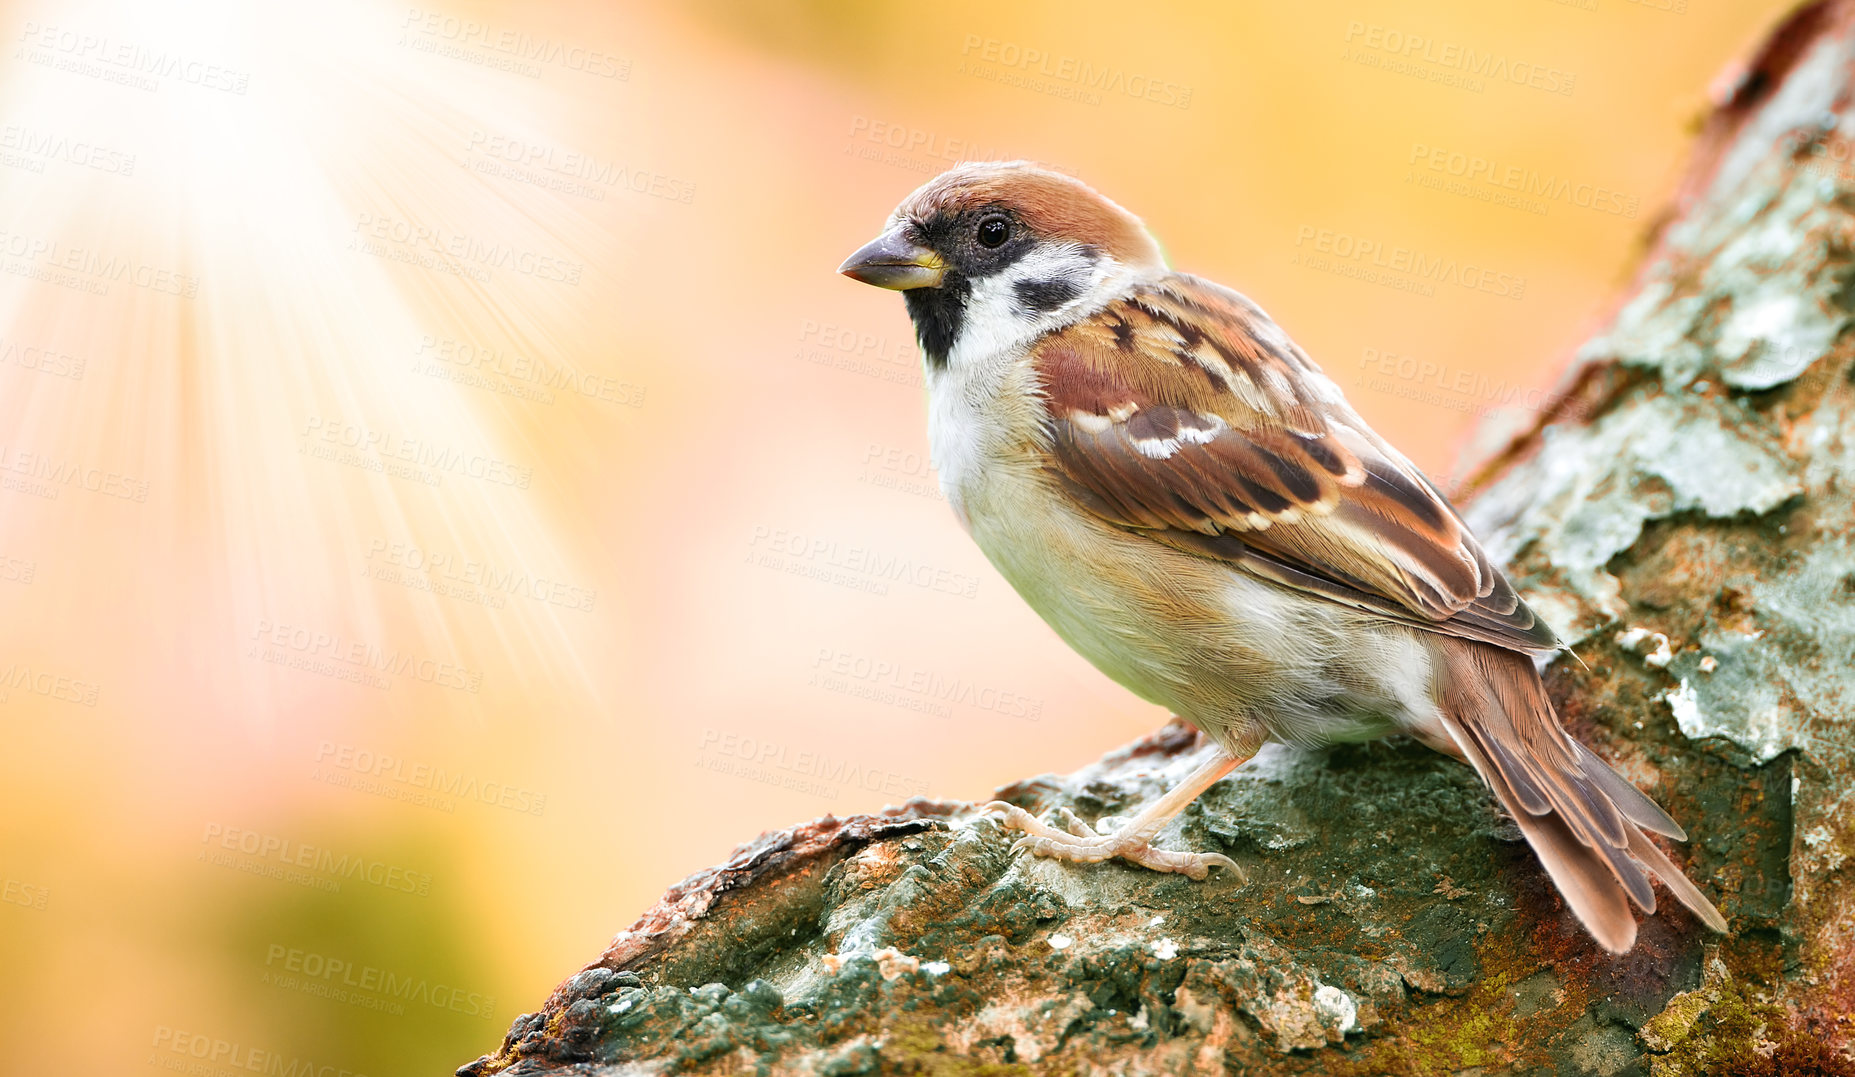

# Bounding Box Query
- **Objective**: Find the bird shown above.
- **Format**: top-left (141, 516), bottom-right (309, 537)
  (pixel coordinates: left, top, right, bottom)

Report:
top-left (836, 161), bottom-right (1727, 954)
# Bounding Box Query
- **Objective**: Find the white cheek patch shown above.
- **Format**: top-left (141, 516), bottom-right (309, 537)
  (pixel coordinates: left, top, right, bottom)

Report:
top-left (953, 244), bottom-right (1114, 366)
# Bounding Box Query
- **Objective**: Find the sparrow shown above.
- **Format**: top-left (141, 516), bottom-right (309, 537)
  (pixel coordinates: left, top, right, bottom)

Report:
top-left (837, 161), bottom-right (1727, 953)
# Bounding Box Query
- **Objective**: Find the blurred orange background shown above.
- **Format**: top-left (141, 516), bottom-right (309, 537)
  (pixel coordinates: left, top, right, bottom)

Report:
top-left (0, 0), bottom-right (1794, 1072)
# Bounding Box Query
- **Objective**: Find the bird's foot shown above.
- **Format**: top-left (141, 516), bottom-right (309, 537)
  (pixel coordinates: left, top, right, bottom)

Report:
top-left (980, 801), bottom-right (1242, 882)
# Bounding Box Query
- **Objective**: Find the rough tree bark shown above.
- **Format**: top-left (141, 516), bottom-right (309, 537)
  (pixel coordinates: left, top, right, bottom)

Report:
top-left (459, 5), bottom-right (1855, 1074)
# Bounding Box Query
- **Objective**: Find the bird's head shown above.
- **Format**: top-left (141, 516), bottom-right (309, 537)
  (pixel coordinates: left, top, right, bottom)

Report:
top-left (838, 162), bottom-right (1165, 368)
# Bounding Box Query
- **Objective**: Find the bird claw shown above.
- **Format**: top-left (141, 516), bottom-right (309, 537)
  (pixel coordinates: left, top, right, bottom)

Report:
top-left (1056, 806), bottom-right (1099, 839)
top-left (1124, 846), bottom-right (1243, 882)
top-left (981, 800), bottom-right (1242, 882)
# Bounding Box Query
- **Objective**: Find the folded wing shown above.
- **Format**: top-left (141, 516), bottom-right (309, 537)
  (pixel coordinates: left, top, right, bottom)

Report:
top-left (1030, 274), bottom-right (1558, 655)
top-left (1029, 275), bottom-right (1726, 950)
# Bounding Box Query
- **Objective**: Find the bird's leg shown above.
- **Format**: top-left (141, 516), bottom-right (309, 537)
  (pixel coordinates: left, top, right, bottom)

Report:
top-left (981, 743), bottom-right (1248, 881)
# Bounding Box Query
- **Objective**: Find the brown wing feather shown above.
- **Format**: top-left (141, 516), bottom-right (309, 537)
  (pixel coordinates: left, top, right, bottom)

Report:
top-left (1436, 639), bottom-right (1727, 952)
top-left (1032, 274), bottom-right (1559, 654)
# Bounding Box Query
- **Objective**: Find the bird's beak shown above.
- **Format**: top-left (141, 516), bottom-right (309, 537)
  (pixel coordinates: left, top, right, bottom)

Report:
top-left (837, 229), bottom-right (946, 290)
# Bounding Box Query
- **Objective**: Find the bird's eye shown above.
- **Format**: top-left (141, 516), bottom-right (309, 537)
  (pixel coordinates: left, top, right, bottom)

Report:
top-left (976, 216), bottom-right (1010, 248)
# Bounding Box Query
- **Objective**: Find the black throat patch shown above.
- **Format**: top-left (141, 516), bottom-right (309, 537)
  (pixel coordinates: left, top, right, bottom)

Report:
top-left (903, 274), bottom-right (971, 369)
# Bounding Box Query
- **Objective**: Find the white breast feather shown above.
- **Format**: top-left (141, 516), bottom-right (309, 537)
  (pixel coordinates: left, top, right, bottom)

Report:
top-left (917, 259), bottom-right (1440, 747)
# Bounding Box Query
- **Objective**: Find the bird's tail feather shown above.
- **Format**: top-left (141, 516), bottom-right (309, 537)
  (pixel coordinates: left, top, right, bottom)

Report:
top-left (1433, 638), bottom-right (1728, 953)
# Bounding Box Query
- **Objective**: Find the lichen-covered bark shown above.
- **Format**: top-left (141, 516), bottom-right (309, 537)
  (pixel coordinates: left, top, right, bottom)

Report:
top-left (458, 5), bottom-right (1855, 1074)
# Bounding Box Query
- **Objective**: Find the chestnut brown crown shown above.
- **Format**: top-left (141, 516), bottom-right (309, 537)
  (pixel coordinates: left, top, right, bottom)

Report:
top-left (890, 161), bottom-right (1166, 272)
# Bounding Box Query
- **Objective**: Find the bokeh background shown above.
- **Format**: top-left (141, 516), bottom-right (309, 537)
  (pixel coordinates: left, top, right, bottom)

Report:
top-left (0, 0), bottom-right (1799, 1072)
